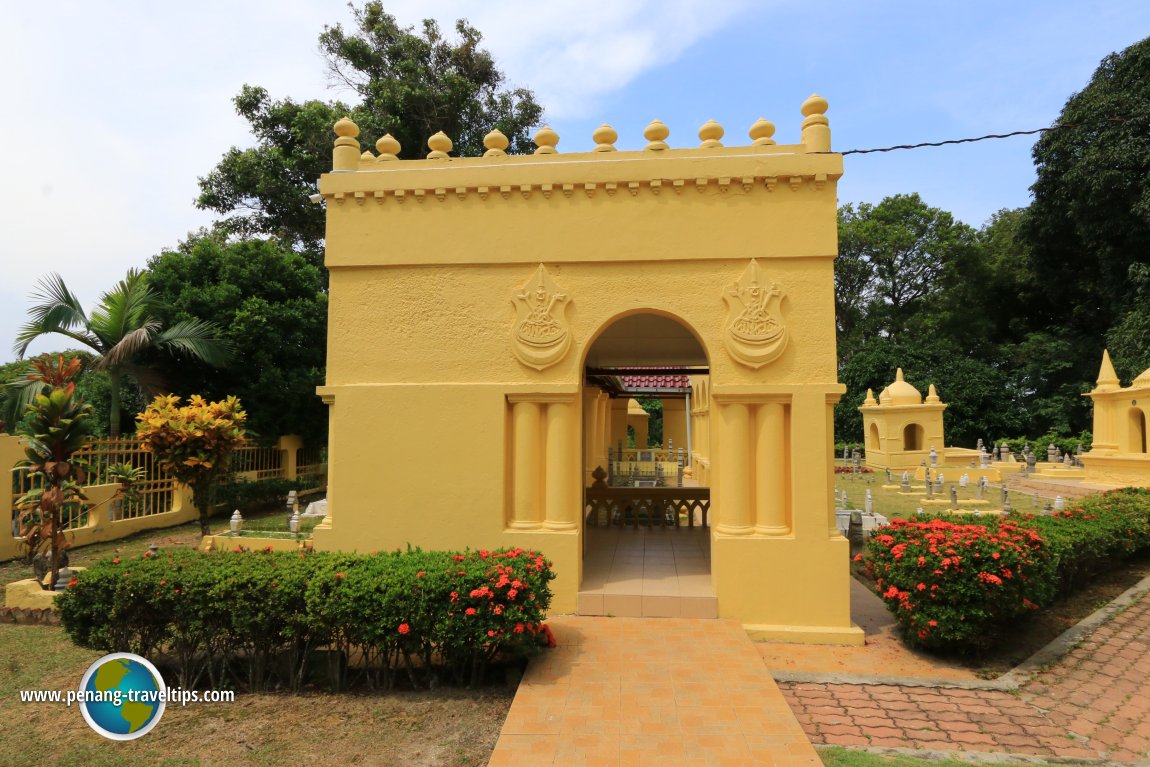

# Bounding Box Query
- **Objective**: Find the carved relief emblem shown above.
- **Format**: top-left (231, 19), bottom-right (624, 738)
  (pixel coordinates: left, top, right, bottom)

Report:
top-left (722, 259), bottom-right (787, 368)
top-left (511, 264), bottom-right (572, 370)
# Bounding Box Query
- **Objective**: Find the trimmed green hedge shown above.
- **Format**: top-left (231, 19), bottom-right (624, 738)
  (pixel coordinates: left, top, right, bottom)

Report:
top-left (860, 487), bottom-right (1150, 652)
top-left (58, 546), bottom-right (555, 691)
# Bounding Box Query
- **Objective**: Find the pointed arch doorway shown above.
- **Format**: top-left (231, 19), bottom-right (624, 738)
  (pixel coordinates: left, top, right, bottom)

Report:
top-left (576, 311), bottom-right (717, 618)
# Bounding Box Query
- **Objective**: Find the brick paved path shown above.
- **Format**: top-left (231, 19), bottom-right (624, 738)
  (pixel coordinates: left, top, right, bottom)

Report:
top-left (780, 588), bottom-right (1150, 762)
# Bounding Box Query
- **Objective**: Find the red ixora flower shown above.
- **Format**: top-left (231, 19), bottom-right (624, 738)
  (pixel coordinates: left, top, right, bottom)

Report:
top-left (66, 578), bottom-right (78, 588)
top-left (465, 607), bottom-right (477, 616)
top-left (112, 557), bottom-right (121, 564)
top-left (335, 572), bottom-right (345, 579)
top-left (398, 623), bottom-right (411, 635)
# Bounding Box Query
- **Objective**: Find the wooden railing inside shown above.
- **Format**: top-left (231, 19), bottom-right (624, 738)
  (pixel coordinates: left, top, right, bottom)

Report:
top-left (584, 486), bottom-right (710, 529)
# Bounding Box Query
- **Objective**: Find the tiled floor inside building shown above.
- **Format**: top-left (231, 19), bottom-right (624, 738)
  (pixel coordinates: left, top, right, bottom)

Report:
top-left (577, 524), bottom-right (717, 618)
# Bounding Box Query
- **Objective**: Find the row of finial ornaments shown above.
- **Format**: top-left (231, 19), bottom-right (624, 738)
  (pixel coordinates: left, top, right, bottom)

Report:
top-left (331, 94), bottom-right (829, 168)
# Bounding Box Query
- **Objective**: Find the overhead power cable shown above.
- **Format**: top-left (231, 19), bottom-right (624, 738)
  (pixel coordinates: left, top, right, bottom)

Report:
top-left (837, 116), bottom-right (1132, 156)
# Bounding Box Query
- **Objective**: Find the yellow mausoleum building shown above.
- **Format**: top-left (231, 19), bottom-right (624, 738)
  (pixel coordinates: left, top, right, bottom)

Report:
top-left (1082, 350), bottom-right (1150, 487)
top-left (859, 369), bottom-right (947, 470)
top-left (313, 96), bottom-right (862, 643)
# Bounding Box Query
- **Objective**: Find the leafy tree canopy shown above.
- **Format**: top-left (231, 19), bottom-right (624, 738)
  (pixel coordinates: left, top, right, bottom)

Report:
top-left (197, 2), bottom-right (544, 253)
top-left (836, 194), bottom-right (980, 349)
top-left (1026, 35), bottom-right (1150, 334)
top-left (146, 234), bottom-right (328, 444)
top-left (12, 271), bottom-right (228, 437)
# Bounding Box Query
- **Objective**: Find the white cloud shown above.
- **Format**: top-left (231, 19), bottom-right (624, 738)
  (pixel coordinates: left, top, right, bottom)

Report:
top-left (376, 0), bottom-right (756, 117)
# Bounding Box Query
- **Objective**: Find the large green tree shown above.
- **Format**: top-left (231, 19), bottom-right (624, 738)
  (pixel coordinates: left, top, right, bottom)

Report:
top-left (13, 271), bottom-right (229, 437)
top-left (835, 194), bottom-right (981, 345)
top-left (1025, 36), bottom-right (1150, 336)
top-left (197, 3), bottom-right (544, 253)
top-left (147, 234), bottom-right (328, 443)
top-left (1106, 263), bottom-right (1150, 382)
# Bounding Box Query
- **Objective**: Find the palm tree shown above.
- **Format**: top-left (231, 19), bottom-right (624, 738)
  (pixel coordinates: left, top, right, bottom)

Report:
top-left (12, 270), bottom-right (230, 437)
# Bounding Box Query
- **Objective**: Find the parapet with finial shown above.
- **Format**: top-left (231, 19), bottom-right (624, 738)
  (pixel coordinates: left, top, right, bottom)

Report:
top-left (319, 95), bottom-right (839, 207)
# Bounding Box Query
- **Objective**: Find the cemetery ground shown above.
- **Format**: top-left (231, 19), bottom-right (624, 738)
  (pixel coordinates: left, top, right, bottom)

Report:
top-left (2, 503), bottom-right (1146, 765)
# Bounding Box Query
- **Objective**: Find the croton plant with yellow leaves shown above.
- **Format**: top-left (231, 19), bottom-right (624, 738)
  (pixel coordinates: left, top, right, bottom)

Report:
top-left (136, 394), bottom-right (247, 535)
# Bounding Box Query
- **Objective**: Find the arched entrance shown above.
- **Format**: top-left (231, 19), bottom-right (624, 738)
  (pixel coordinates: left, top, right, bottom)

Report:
top-left (903, 423), bottom-right (924, 451)
top-left (1129, 408), bottom-right (1147, 454)
top-left (577, 312), bottom-right (714, 618)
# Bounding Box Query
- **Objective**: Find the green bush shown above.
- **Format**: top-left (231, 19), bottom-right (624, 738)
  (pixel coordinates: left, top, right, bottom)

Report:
top-left (58, 546), bottom-right (555, 692)
top-left (859, 487), bottom-right (1150, 652)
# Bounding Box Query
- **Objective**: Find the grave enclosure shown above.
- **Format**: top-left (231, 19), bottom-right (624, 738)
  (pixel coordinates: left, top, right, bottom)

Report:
top-left (313, 97), bottom-right (863, 643)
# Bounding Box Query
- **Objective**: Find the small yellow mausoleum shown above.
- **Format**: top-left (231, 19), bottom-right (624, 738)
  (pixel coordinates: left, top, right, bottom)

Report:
top-left (313, 96), bottom-right (862, 643)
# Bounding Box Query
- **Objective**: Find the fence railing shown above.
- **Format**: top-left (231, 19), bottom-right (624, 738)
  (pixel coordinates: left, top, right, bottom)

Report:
top-left (11, 437), bottom-right (177, 531)
top-left (295, 445), bottom-right (327, 495)
top-left (4, 434), bottom-right (328, 560)
top-left (584, 486), bottom-right (710, 529)
top-left (228, 444), bottom-right (286, 481)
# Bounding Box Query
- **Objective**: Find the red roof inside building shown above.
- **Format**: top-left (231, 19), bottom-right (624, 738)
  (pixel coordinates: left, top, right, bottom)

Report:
top-left (620, 374), bottom-right (690, 389)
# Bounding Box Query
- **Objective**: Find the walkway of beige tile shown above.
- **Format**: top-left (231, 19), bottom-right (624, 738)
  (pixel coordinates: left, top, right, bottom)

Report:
top-left (489, 617), bottom-right (820, 767)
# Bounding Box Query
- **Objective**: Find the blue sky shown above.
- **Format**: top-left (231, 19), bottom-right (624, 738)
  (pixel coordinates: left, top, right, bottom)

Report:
top-left (2, 1), bottom-right (1148, 363)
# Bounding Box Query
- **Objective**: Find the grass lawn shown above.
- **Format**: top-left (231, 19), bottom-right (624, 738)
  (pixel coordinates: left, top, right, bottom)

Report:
top-left (817, 747), bottom-right (1086, 767)
top-left (0, 623), bottom-right (513, 767)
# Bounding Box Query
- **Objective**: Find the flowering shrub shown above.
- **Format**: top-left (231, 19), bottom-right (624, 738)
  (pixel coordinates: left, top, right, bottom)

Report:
top-left (834, 465), bottom-right (874, 474)
top-left (860, 517), bottom-right (1053, 650)
top-left (58, 546), bottom-right (555, 692)
top-left (1027, 487), bottom-right (1150, 593)
top-left (860, 487), bottom-right (1150, 652)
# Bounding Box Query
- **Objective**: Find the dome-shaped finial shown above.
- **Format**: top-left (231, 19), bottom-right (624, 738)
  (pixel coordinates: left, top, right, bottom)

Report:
top-left (749, 117), bottom-right (776, 146)
top-left (801, 93), bottom-right (831, 152)
top-left (376, 133), bottom-right (401, 161)
top-left (643, 119), bottom-right (670, 151)
top-left (592, 123), bottom-right (618, 152)
top-left (926, 384), bottom-right (941, 403)
top-left (483, 128), bottom-right (509, 157)
top-left (334, 116), bottom-right (360, 139)
top-left (333, 116), bottom-right (361, 171)
top-left (427, 131), bottom-right (453, 159)
top-left (801, 93), bottom-right (828, 117)
top-left (533, 125), bottom-right (559, 155)
top-left (887, 368), bottom-right (923, 405)
top-left (698, 119), bottom-right (724, 148)
top-left (864, 388), bottom-right (877, 406)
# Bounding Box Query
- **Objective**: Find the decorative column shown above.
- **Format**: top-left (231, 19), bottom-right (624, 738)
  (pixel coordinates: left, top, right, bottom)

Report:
top-left (597, 392), bottom-right (612, 469)
top-left (544, 401), bottom-right (577, 530)
top-left (663, 399), bottom-right (688, 452)
top-left (315, 393), bottom-right (337, 530)
top-left (611, 398), bottom-right (629, 446)
top-left (583, 389), bottom-right (598, 480)
top-left (755, 402), bottom-right (789, 535)
top-left (510, 400), bottom-right (543, 529)
top-left (716, 402), bottom-right (753, 534)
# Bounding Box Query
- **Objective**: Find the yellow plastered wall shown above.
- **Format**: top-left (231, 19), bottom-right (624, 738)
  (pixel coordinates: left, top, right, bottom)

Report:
top-left (1082, 351), bottom-right (1150, 488)
top-left (315, 103), bottom-right (860, 641)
